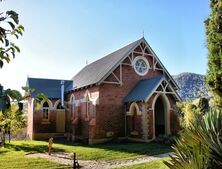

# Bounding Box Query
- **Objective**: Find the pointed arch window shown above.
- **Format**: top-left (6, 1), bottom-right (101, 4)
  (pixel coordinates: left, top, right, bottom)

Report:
top-left (56, 102), bottom-right (64, 109)
top-left (70, 95), bottom-right (75, 118)
top-left (42, 101), bottom-right (49, 120)
top-left (86, 94), bottom-right (90, 119)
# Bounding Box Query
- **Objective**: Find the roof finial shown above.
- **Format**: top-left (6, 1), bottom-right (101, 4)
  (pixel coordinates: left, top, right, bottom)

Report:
top-left (142, 29), bottom-right (144, 38)
top-left (86, 59), bottom-right (88, 65)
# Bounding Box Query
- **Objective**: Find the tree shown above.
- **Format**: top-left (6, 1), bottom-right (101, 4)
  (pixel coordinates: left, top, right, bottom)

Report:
top-left (0, 87), bottom-right (23, 144)
top-left (0, 10), bottom-right (24, 68)
top-left (0, 103), bottom-right (26, 143)
top-left (0, 2), bottom-right (25, 145)
top-left (0, 6), bottom-right (47, 145)
top-left (205, 0), bottom-right (222, 107)
top-left (0, 86), bottom-right (48, 145)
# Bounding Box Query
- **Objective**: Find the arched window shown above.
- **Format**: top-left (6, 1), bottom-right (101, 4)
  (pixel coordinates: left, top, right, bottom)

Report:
top-left (128, 102), bottom-right (140, 133)
top-left (42, 101), bottom-right (49, 120)
top-left (69, 94), bottom-right (75, 105)
top-left (85, 94), bottom-right (90, 119)
top-left (56, 102), bottom-right (64, 109)
top-left (54, 100), bottom-right (64, 109)
top-left (69, 95), bottom-right (75, 118)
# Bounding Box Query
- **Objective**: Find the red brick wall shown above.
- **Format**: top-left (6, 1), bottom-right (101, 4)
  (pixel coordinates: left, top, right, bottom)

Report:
top-left (33, 99), bottom-right (58, 133)
top-left (33, 109), bottom-right (57, 133)
top-left (64, 44), bottom-right (179, 142)
top-left (66, 86), bottom-right (99, 141)
top-left (97, 48), bottom-right (162, 139)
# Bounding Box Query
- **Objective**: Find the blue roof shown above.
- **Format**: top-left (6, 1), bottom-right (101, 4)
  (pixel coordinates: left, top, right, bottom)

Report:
top-left (124, 76), bottom-right (163, 102)
top-left (27, 78), bottom-right (73, 99)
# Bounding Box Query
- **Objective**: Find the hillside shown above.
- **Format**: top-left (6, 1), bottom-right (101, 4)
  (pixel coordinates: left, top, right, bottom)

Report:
top-left (173, 72), bottom-right (210, 100)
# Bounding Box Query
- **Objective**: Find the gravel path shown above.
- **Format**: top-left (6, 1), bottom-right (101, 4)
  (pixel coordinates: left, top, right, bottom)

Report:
top-left (26, 152), bottom-right (173, 169)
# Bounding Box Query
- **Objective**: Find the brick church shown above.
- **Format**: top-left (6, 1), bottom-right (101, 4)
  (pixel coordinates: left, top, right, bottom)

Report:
top-left (26, 37), bottom-right (181, 144)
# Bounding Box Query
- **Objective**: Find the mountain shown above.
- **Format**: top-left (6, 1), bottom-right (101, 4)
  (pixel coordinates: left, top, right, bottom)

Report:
top-left (173, 72), bottom-right (210, 101)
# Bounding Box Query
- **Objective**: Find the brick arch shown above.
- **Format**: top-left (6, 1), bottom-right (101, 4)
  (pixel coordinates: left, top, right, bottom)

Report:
top-left (69, 94), bottom-right (75, 104)
top-left (54, 99), bottom-right (64, 109)
top-left (40, 99), bottom-right (53, 109)
top-left (128, 102), bottom-right (141, 116)
top-left (152, 93), bottom-right (171, 137)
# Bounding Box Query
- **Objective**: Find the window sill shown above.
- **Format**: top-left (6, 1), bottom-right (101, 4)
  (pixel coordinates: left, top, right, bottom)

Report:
top-left (41, 120), bottom-right (51, 124)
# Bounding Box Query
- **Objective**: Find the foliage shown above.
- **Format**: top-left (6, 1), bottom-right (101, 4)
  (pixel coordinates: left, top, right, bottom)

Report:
top-left (199, 108), bottom-right (222, 167)
top-left (0, 10), bottom-right (24, 68)
top-left (0, 87), bottom-right (24, 144)
top-left (177, 98), bottom-right (209, 128)
top-left (205, 0), bottom-right (222, 107)
top-left (164, 108), bottom-right (222, 169)
top-left (197, 97), bottom-right (209, 113)
top-left (0, 86), bottom-right (48, 145)
top-left (0, 103), bottom-right (26, 136)
top-left (177, 101), bottom-right (199, 128)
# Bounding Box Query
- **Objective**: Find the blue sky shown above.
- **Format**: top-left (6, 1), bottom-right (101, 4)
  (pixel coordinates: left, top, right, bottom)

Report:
top-left (0, 0), bottom-right (210, 91)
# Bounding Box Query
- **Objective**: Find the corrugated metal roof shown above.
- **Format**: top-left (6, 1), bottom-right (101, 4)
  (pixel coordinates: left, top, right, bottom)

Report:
top-left (27, 78), bottom-right (73, 99)
top-left (72, 38), bottom-right (142, 89)
top-left (124, 75), bottom-right (163, 102)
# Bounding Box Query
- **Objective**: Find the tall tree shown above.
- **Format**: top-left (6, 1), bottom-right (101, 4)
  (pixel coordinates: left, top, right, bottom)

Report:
top-left (0, 10), bottom-right (24, 68)
top-left (0, 6), bottom-right (47, 145)
top-left (205, 0), bottom-right (222, 107)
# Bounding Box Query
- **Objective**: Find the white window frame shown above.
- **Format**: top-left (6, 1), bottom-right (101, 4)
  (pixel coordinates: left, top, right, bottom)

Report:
top-left (132, 56), bottom-right (150, 76)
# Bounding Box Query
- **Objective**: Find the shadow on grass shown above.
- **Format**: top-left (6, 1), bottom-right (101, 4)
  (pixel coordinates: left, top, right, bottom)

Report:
top-left (85, 142), bottom-right (172, 156)
top-left (50, 139), bottom-right (172, 157)
top-left (3, 138), bottom-right (172, 158)
top-left (4, 142), bottom-right (66, 154)
top-left (0, 149), bottom-right (10, 155)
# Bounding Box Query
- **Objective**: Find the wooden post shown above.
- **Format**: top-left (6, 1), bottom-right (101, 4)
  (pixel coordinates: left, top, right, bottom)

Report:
top-left (48, 137), bottom-right (53, 155)
top-left (73, 153), bottom-right (76, 169)
top-left (73, 152), bottom-right (79, 169)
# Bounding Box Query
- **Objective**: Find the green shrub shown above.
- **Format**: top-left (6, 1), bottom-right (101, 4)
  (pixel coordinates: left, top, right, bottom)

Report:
top-left (177, 98), bottom-right (209, 129)
top-left (164, 108), bottom-right (222, 169)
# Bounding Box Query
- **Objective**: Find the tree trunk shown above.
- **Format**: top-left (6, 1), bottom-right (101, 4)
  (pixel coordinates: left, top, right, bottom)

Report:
top-left (9, 131), bottom-right (10, 143)
top-left (2, 131), bottom-right (5, 146)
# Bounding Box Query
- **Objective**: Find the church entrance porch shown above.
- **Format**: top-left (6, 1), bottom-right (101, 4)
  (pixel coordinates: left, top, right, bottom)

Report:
top-left (154, 96), bottom-right (166, 137)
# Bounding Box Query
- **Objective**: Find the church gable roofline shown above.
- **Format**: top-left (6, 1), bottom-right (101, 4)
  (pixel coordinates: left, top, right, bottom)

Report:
top-left (72, 38), bottom-right (142, 89)
top-left (72, 37), bottom-right (179, 90)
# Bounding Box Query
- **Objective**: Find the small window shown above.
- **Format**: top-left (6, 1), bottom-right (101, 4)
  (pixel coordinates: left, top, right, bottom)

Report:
top-left (43, 102), bottom-right (49, 107)
top-left (43, 109), bottom-right (49, 120)
top-left (86, 95), bottom-right (90, 119)
top-left (42, 101), bottom-right (49, 120)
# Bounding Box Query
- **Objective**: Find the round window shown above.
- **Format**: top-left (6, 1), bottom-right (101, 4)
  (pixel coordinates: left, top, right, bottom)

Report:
top-left (133, 56), bottom-right (149, 76)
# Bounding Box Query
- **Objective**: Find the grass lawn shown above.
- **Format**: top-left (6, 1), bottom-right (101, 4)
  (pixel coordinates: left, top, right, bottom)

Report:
top-left (0, 140), bottom-right (171, 169)
top-left (0, 145), bottom-right (69, 169)
top-left (115, 158), bottom-right (170, 169)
